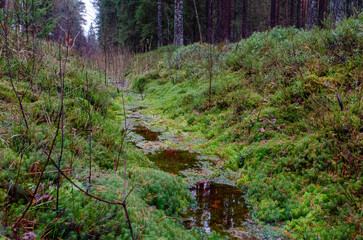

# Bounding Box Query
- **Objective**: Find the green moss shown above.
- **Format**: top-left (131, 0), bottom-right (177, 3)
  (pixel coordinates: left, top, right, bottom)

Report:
top-left (0, 40), bottom-right (206, 239)
top-left (128, 15), bottom-right (363, 239)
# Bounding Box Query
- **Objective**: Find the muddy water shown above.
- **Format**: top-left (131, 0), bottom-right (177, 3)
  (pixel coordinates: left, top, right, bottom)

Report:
top-left (128, 105), bottom-right (254, 239)
top-left (147, 150), bottom-right (209, 175)
top-left (133, 124), bottom-right (161, 141)
top-left (183, 182), bottom-right (248, 234)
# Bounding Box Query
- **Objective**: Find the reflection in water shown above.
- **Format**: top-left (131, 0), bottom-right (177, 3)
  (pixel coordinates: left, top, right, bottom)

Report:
top-left (183, 182), bottom-right (249, 236)
top-left (147, 150), bottom-right (202, 174)
top-left (128, 105), bottom-right (255, 239)
top-left (133, 124), bottom-right (161, 141)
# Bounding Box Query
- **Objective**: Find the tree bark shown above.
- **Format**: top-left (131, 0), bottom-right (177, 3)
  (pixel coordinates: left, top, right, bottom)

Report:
top-left (307, 0), bottom-right (318, 28)
top-left (276, 0), bottom-right (281, 25)
top-left (302, 0), bottom-right (307, 28)
top-left (301, 0), bottom-right (308, 28)
top-left (224, 0), bottom-right (231, 43)
top-left (241, 0), bottom-right (248, 38)
top-left (290, 0), bottom-right (295, 26)
top-left (174, 0), bottom-right (183, 46)
top-left (192, 0), bottom-right (203, 42)
top-left (206, 0), bottom-right (214, 43)
top-left (0, 0), bottom-right (6, 8)
top-left (318, 0), bottom-right (327, 26)
top-left (296, 0), bottom-right (301, 28)
top-left (216, 0), bottom-right (222, 42)
top-left (157, 0), bottom-right (163, 47)
top-left (330, 0), bottom-right (345, 23)
top-left (285, 0), bottom-right (289, 26)
top-left (271, 0), bottom-right (276, 27)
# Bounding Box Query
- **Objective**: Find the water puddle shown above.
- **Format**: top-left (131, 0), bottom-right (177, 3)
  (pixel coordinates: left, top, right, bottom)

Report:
top-left (183, 181), bottom-right (254, 239)
top-left (133, 124), bottom-right (161, 141)
top-left (146, 150), bottom-right (209, 175)
top-left (126, 103), bottom-right (257, 239)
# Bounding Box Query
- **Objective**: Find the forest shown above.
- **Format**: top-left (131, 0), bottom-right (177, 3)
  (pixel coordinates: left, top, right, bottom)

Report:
top-left (0, 0), bottom-right (362, 239)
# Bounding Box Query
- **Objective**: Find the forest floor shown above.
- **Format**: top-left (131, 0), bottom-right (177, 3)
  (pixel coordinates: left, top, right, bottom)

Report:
top-left (127, 15), bottom-right (362, 240)
top-left (118, 92), bottom-right (274, 239)
top-left (0, 14), bottom-right (362, 240)
top-left (0, 41), bottom-right (226, 240)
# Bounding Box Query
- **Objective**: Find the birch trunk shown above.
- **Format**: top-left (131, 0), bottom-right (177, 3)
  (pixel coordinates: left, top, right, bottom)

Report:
top-left (158, 0), bottom-right (163, 47)
top-left (174, 0), bottom-right (183, 46)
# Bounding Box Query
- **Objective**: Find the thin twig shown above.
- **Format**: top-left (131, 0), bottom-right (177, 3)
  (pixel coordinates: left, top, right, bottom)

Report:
top-left (15, 145), bottom-right (30, 187)
top-left (46, 153), bottom-right (124, 205)
top-left (121, 89), bottom-right (135, 240)
top-left (2, 10), bottom-right (29, 130)
top-left (12, 111), bottom-right (61, 230)
top-left (121, 91), bottom-right (127, 201)
top-left (86, 72), bottom-right (92, 184)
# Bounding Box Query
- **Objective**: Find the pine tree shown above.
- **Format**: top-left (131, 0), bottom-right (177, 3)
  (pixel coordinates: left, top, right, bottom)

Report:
top-left (296, 0), bottom-right (301, 28)
top-left (174, 0), bottom-right (183, 46)
top-left (206, 0), bottom-right (214, 43)
top-left (224, 0), bottom-right (232, 43)
top-left (318, 0), bottom-right (328, 26)
top-left (0, 0), bottom-right (6, 9)
top-left (271, 0), bottom-right (276, 27)
top-left (290, 0), bottom-right (295, 26)
top-left (276, 0), bottom-right (281, 25)
top-left (241, 0), bottom-right (248, 38)
top-left (330, 0), bottom-right (345, 23)
top-left (87, 23), bottom-right (97, 54)
top-left (158, 0), bottom-right (163, 47)
top-left (307, 0), bottom-right (319, 28)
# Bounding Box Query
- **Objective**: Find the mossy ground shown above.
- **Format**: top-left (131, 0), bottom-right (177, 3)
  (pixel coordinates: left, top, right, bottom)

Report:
top-left (129, 15), bottom-right (363, 240)
top-left (0, 39), bottom-right (221, 239)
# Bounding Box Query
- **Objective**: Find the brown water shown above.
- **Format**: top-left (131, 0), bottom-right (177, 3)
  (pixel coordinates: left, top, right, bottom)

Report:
top-left (184, 182), bottom-right (249, 235)
top-left (147, 150), bottom-right (205, 174)
top-left (133, 124), bottom-right (161, 141)
top-left (128, 105), bottom-right (254, 239)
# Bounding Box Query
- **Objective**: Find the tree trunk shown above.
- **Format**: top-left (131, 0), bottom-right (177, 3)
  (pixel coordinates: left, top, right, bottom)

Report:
top-left (276, 0), bottom-right (281, 25)
top-left (296, 0), bottom-right (301, 28)
top-left (174, 0), bottom-right (183, 46)
top-left (271, 0), bottom-right (276, 27)
top-left (232, 0), bottom-right (239, 41)
top-left (192, 0), bottom-right (203, 42)
top-left (206, 0), bottom-right (214, 43)
top-left (302, 0), bottom-right (307, 28)
top-left (347, 0), bottom-right (358, 16)
top-left (241, 0), bottom-right (248, 38)
top-left (157, 0), bottom-right (163, 47)
top-left (216, 0), bottom-right (223, 42)
top-left (290, 0), bottom-right (295, 26)
top-left (318, 0), bottom-right (327, 26)
top-left (224, 0), bottom-right (231, 43)
top-left (0, 0), bottom-right (6, 8)
top-left (330, 0), bottom-right (345, 23)
top-left (286, 0), bottom-right (289, 26)
top-left (307, 0), bottom-right (318, 28)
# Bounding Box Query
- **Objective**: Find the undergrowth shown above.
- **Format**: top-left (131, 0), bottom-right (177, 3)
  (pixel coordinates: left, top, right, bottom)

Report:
top-left (130, 15), bottom-right (363, 239)
top-left (0, 38), bottom-right (210, 239)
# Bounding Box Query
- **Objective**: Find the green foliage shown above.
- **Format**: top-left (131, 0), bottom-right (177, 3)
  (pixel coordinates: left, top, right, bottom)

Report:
top-left (129, 15), bottom-right (363, 239)
top-left (133, 169), bottom-right (192, 216)
top-left (0, 38), bottom-right (202, 239)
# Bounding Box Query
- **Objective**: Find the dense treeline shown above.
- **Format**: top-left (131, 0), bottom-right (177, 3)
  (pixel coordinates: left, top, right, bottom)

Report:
top-left (0, 0), bottom-right (95, 54)
top-left (98, 0), bottom-right (362, 51)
